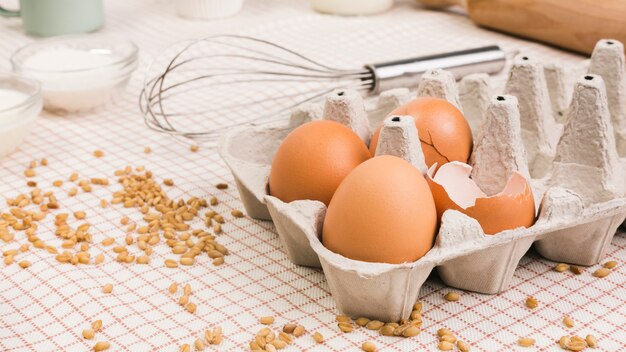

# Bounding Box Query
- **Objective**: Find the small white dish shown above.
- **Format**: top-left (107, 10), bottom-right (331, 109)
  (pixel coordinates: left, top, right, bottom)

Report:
top-left (311, 0), bottom-right (394, 15)
top-left (176, 0), bottom-right (245, 20)
top-left (0, 73), bottom-right (42, 158)
top-left (11, 34), bottom-right (138, 114)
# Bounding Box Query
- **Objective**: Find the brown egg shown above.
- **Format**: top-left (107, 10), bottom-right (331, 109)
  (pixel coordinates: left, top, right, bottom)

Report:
top-left (369, 97), bottom-right (472, 167)
top-left (323, 155), bottom-right (437, 264)
top-left (269, 120), bottom-right (370, 206)
top-left (426, 162), bottom-right (536, 235)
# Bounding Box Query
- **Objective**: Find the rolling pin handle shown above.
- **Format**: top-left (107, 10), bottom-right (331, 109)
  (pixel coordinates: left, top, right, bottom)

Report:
top-left (416, 0), bottom-right (467, 9)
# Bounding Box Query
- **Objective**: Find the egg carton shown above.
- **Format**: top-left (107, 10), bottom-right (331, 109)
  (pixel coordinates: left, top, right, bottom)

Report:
top-left (219, 39), bottom-right (626, 322)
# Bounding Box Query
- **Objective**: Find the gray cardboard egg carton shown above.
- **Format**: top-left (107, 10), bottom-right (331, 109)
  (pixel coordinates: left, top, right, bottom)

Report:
top-left (219, 39), bottom-right (626, 322)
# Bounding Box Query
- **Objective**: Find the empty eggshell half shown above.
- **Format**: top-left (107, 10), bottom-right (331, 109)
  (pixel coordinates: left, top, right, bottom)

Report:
top-left (426, 161), bottom-right (536, 234)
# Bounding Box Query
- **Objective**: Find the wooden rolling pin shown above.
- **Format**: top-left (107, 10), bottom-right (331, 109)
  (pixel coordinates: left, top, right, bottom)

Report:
top-left (417, 0), bottom-right (626, 54)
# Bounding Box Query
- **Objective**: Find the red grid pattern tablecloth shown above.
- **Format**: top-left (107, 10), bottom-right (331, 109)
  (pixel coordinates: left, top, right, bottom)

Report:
top-left (0, 0), bottom-right (625, 351)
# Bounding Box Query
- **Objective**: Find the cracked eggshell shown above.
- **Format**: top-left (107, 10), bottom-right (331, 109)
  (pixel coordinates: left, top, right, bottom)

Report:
top-left (268, 120), bottom-right (370, 206)
top-left (369, 97), bottom-right (472, 168)
top-left (426, 162), bottom-right (536, 235)
top-left (322, 155), bottom-right (437, 264)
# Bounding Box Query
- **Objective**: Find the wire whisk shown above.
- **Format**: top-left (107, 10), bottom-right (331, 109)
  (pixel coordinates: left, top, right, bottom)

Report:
top-left (140, 34), bottom-right (505, 141)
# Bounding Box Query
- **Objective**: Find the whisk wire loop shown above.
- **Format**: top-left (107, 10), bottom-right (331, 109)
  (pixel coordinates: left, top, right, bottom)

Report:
top-left (140, 34), bottom-right (375, 141)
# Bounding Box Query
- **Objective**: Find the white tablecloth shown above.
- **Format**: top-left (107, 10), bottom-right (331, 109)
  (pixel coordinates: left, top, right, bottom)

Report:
top-left (0, 1), bottom-right (624, 351)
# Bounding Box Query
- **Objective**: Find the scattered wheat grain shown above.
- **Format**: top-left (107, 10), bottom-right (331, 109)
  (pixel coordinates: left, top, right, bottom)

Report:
top-left (518, 337), bottom-right (535, 347)
top-left (593, 267), bottom-right (610, 278)
top-left (457, 340), bottom-right (470, 352)
top-left (186, 302), bottom-right (197, 314)
top-left (438, 341), bottom-right (454, 351)
top-left (92, 320), bottom-right (102, 332)
top-left (563, 316), bottom-right (574, 328)
top-left (260, 316), bottom-right (275, 325)
top-left (570, 265), bottom-right (583, 275)
top-left (82, 329), bottom-right (94, 339)
top-left (444, 292), bottom-right (460, 301)
top-left (585, 334), bottom-right (597, 348)
top-left (312, 332), bottom-right (323, 343)
top-left (93, 341), bottom-right (110, 351)
top-left (555, 263), bottom-right (570, 272)
top-left (361, 341), bottom-right (377, 352)
top-left (525, 297), bottom-right (538, 309)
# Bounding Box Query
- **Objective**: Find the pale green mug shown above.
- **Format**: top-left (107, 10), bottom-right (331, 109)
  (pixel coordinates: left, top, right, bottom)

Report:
top-left (0, 0), bottom-right (104, 37)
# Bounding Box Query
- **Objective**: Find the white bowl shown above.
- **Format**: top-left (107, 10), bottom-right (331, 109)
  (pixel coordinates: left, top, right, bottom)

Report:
top-left (176, 0), bottom-right (244, 20)
top-left (311, 0), bottom-right (394, 15)
top-left (11, 34), bottom-right (138, 114)
top-left (0, 73), bottom-right (42, 158)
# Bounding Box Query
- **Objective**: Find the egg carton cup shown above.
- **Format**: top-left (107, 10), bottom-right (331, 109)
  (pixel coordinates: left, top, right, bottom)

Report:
top-left (219, 39), bottom-right (626, 322)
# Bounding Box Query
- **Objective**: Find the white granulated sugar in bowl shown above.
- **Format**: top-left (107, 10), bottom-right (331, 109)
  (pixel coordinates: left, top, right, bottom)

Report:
top-left (23, 48), bottom-right (118, 72)
top-left (21, 49), bottom-right (121, 113)
top-left (11, 36), bottom-right (138, 114)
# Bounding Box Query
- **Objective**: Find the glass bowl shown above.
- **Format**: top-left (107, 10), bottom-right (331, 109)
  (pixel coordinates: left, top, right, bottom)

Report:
top-left (11, 34), bottom-right (138, 114)
top-left (0, 73), bottom-right (42, 158)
